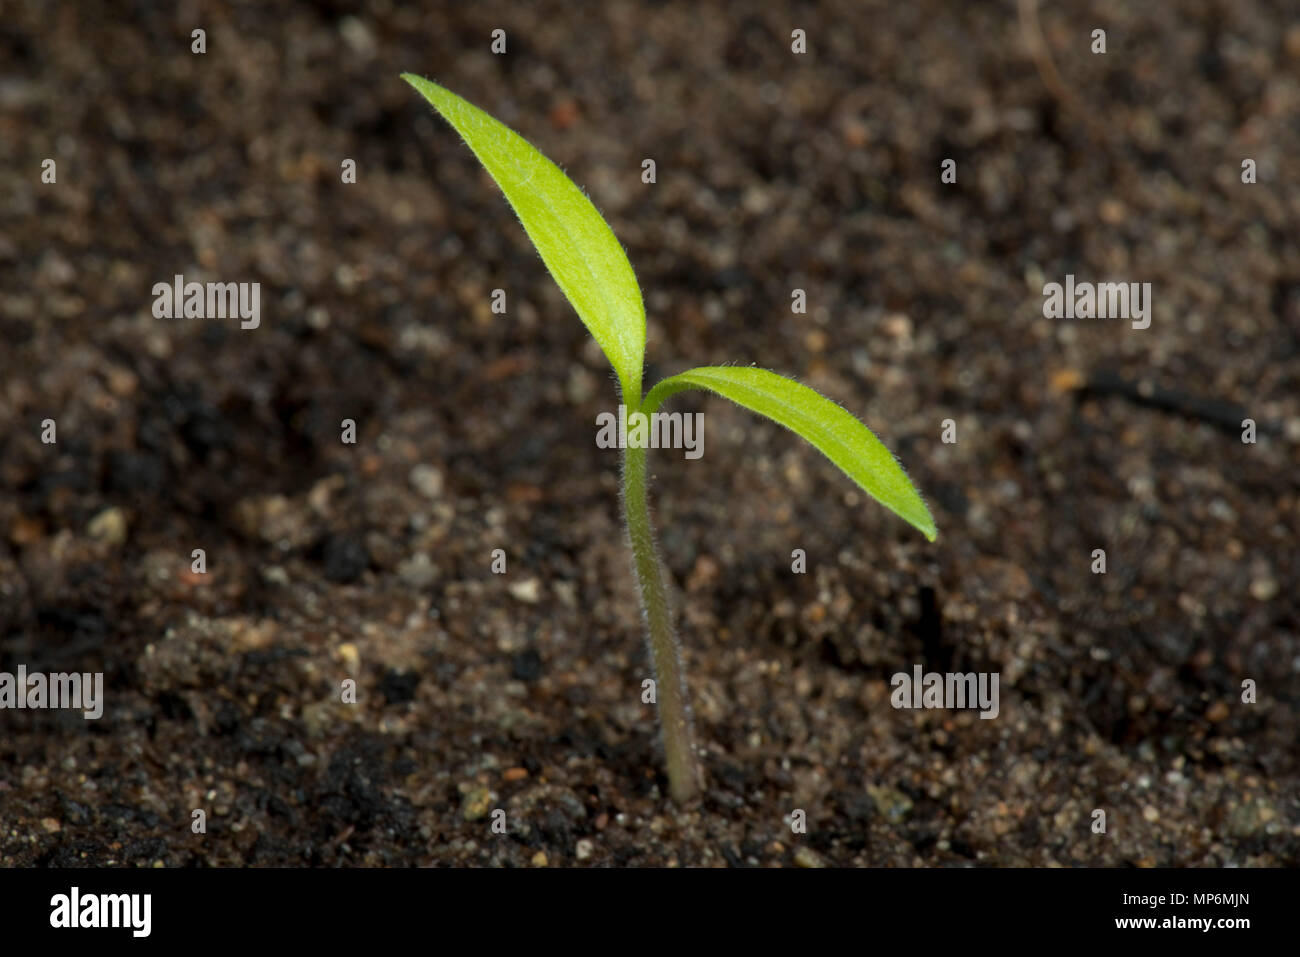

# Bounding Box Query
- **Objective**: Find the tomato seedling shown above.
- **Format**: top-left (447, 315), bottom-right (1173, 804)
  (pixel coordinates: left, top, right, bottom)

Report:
top-left (404, 75), bottom-right (936, 801)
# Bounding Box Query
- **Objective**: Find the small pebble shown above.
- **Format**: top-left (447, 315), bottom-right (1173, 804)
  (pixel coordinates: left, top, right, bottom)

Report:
top-left (508, 579), bottom-right (542, 603)
top-left (460, 786), bottom-right (492, 822)
top-left (794, 847), bottom-right (825, 868)
top-left (867, 784), bottom-right (913, 823)
top-left (397, 552), bottom-right (438, 588)
top-left (9, 516), bottom-right (43, 546)
top-left (409, 464), bottom-right (444, 500)
top-left (1250, 578), bottom-right (1278, 601)
top-left (338, 16), bottom-right (376, 57)
top-left (87, 507), bottom-right (127, 545)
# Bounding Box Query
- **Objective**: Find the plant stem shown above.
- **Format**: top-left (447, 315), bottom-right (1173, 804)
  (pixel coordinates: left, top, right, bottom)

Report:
top-left (622, 439), bottom-right (699, 802)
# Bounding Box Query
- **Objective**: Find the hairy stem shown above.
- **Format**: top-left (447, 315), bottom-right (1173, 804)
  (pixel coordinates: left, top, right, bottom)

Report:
top-left (622, 440), bottom-right (699, 802)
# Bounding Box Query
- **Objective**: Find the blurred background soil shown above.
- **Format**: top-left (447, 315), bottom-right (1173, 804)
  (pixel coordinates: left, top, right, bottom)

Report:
top-left (1, 0), bottom-right (1297, 866)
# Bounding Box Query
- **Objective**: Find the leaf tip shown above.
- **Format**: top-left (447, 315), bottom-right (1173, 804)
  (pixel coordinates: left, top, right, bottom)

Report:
top-left (908, 500), bottom-right (938, 543)
top-left (400, 73), bottom-right (439, 99)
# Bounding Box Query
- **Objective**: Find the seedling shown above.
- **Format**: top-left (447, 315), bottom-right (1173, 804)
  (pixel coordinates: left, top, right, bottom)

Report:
top-left (403, 75), bottom-right (937, 802)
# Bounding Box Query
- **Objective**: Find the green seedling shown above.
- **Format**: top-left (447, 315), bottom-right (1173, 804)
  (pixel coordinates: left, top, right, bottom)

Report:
top-left (403, 75), bottom-right (936, 802)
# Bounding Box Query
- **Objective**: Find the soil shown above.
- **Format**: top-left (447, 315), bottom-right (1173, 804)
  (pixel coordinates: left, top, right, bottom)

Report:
top-left (1, 0), bottom-right (1297, 867)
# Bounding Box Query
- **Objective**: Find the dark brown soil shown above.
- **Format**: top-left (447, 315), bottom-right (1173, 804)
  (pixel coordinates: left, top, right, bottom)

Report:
top-left (1, 0), bottom-right (1297, 867)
